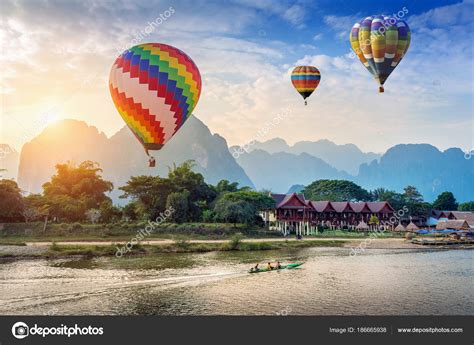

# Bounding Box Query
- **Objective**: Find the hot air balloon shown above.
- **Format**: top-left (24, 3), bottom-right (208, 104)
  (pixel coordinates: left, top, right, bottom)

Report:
top-left (291, 66), bottom-right (321, 105)
top-left (109, 43), bottom-right (202, 166)
top-left (350, 15), bottom-right (411, 92)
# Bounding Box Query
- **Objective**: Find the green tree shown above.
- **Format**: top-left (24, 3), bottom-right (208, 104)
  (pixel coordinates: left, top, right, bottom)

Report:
top-left (0, 179), bottom-right (23, 221)
top-left (22, 194), bottom-right (49, 222)
top-left (99, 200), bottom-right (121, 222)
top-left (119, 175), bottom-right (172, 219)
top-left (168, 161), bottom-right (216, 206)
top-left (458, 201), bottom-right (474, 211)
top-left (303, 180), bottom-right (371, 201)
top-left (122, 202), bottom-right (138, 221)
top-left (219, 191), bottom-right (275, 210)
top-left (432, 191), bottom-right (458, 210)
top-left (401, 185), bottom-right (430, 218)
top-left (368, 215), bottom-right (379, 225)
top-left (214, 199), bottom-right (255, 225)
top-left (213, 191), bottom-right (274, 225)
top-left (215, 180), bottom-right (239, 194)
top-left (403, 185), bottom-right (423, 203)
top-left (202, 209), bottom-right (216, 222)
top-left (377, 190), bottom-right (405, 211)
top-left (166, 190), bottom-right (190, 223)
top-left (41, 161), bottom-right (113, 221)
top-left (370, 188), bottom-right (388, 201)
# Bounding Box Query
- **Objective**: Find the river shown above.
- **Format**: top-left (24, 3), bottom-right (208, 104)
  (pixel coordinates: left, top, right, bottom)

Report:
top-left (1, 248), bottom-right (472, 315)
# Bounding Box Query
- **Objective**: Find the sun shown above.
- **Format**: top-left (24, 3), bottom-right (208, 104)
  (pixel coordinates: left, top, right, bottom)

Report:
top-left (40, 110), bottom-right (60, 127)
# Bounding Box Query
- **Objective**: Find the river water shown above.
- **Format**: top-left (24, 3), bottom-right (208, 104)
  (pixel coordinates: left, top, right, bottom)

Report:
top-left (1, 248), bottom-right (472, 315)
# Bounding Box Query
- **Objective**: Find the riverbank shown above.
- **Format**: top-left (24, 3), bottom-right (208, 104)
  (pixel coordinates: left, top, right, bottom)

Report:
top-left (0, 239), bottom-right (347, 259)
top-left (0, 222), bottom-right (405, 244)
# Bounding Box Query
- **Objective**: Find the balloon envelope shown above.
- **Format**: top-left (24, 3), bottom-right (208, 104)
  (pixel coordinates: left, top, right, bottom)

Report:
top-left (109, 43), bottom-right (202, 155)
top-left (350, 15), bottom-right (410, 92)
top-left (291, 66), bottom-right (321, 102)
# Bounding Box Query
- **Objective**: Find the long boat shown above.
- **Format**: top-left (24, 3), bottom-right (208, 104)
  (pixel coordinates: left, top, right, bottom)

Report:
top-left (248, 262), bottom-right (304, 274)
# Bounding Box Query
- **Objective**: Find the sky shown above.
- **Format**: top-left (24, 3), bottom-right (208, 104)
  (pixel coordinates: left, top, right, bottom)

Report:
top-left (1, 0), bottom-right (473, 154)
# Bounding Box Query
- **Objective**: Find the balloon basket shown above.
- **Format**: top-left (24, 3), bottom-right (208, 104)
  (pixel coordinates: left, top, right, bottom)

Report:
top-left (379, 86), bottom-right (384, 93)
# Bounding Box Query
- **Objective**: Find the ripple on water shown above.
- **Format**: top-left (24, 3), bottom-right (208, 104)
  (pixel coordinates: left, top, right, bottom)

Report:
top-left (0, 248), bottom-right (472, 315)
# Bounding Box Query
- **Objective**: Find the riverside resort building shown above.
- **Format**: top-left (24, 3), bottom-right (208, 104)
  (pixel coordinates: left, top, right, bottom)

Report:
top-left (260, 193), bottom-right (474, 235)
top-left (260, 193), bottom-right (396, 235)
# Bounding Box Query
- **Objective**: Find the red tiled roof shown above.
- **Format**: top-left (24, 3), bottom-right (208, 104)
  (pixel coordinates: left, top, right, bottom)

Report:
top-left (349, 202), bottom-right (371, 213)
top-left (275, 193), bottom-right (307, 209)
top-left (271, 193), bottom-right (286, 205)
top-left (449, 211), bottom-right (474, 227)
top-left (310, 201), bottom-right (335, 212)
top-left (366, 202), bottom-right (394, 213)
top-left (270, 194), bottom-right (396, 214)
top-left (331, 202), bottom-right (354, 213)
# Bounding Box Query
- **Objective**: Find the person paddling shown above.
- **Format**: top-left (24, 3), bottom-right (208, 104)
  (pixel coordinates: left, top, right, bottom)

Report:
top-left (276, 261), bottom-right (282, 269)
top-left (267, 262), bottom-right (273, 270)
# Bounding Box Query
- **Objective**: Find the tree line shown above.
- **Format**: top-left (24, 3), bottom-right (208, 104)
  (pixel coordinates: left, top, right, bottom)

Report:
top-left (302, 179), bottom-right (473, 216)
top-left (0, 160), bottom-right (274, 225)
top-left (0, 161), bottom-right (472, 224)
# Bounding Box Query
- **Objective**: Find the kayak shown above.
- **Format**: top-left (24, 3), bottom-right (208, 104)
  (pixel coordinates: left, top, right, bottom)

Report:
top-left (248, 262), bottom-right (304, 274)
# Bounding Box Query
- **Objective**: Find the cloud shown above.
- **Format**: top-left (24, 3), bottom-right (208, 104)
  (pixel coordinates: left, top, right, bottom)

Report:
top-left (1, 0), bottom-right (472, 154)
top-left (313, 33), bottom-right (323, 41)
top-left (283, 4), bottom-right (305, 26)
top-left (323, 14), bottom-right (360, 39)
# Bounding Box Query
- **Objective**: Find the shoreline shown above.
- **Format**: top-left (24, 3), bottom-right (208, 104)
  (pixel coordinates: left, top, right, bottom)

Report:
top-left (1, 237), bottom-right (471, 261)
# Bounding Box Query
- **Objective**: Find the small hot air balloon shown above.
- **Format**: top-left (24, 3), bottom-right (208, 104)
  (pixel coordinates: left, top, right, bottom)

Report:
top-left (291, 66), bottom-right (321, 105)
top-left (350, 15), bottom-right (411, 93)
top-left (109, 43), bottom-right (202, 166)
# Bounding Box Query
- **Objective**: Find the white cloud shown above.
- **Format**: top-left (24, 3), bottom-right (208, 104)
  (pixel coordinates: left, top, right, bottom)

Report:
top-left (283, 4), bottom-right (305, 26)
top-left (1, 0), bottom-right (472, 154)
top-left (313, 33), bottom-right (323, 41)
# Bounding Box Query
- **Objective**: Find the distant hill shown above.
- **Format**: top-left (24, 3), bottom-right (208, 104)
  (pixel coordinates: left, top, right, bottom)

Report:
top-left (237, 138), bottom-right (380, 175)
top-left (11, 118), bottom-right (474, 205)
top-left (235, 149), bottom-right (351, 193)
top-left (17, 116), bottom-right (254, 203)
top-left (287, 184), bottom-right (304, 194)
top-left (0, 144), bottom-right (20, 180)
top-left (356, 144), bottom-right (474, 202)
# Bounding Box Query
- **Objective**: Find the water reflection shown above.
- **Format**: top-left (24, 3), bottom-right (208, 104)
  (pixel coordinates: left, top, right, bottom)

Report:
top-left (0, 248), bottom-right (472, 315)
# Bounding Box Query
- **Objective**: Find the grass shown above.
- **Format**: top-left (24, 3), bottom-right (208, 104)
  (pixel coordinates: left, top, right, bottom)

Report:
top-left (0, 221), bottom-right (281, 242)
top-left (38, 239), bottom-right (347, 258)
top-left (310, 230), bottom-right (405, 238)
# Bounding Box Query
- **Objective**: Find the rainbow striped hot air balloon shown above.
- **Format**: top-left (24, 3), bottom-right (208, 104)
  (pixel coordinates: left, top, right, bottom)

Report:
top-left (350, 15), bottom-right (411, 92)
top-left (109, 43), bottom-right (201, 166)
top-left (291, 66), bottom-right (321, 105)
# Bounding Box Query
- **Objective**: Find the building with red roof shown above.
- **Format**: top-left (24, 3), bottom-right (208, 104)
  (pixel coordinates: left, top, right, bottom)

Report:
top-left (260, 193), bottom-right (396, 235)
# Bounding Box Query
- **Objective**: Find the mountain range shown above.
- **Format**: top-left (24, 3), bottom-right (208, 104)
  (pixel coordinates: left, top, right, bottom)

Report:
top-left (2, 117), bottom-right (473, 203)
top-left (14, 117), bottom-right (254, 203)
top-left (231, 138), bottom-right (380, 175)
top-left (0, 144), bottom-right (19, 180)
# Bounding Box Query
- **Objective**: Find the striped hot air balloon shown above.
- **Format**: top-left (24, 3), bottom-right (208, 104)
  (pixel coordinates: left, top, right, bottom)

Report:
top-left (350, 15), bottom-right (410, 92)
top-left (291, 66), bottom-right (321, 105)
top-left (109, 43), bottom-right (202, 166)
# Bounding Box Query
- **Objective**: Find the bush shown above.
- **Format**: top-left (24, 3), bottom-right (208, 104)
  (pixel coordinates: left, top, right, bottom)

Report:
top-left (174, 239), bottom-right (190, 250)
top-left (228, 233), bottom-right (243, 250)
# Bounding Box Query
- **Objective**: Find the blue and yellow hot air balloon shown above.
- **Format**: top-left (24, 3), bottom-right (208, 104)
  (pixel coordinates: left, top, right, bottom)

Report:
top-left (350, 15), bottom-right (410, 92)
top-left (291, 66), bottom-right (321, 105)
